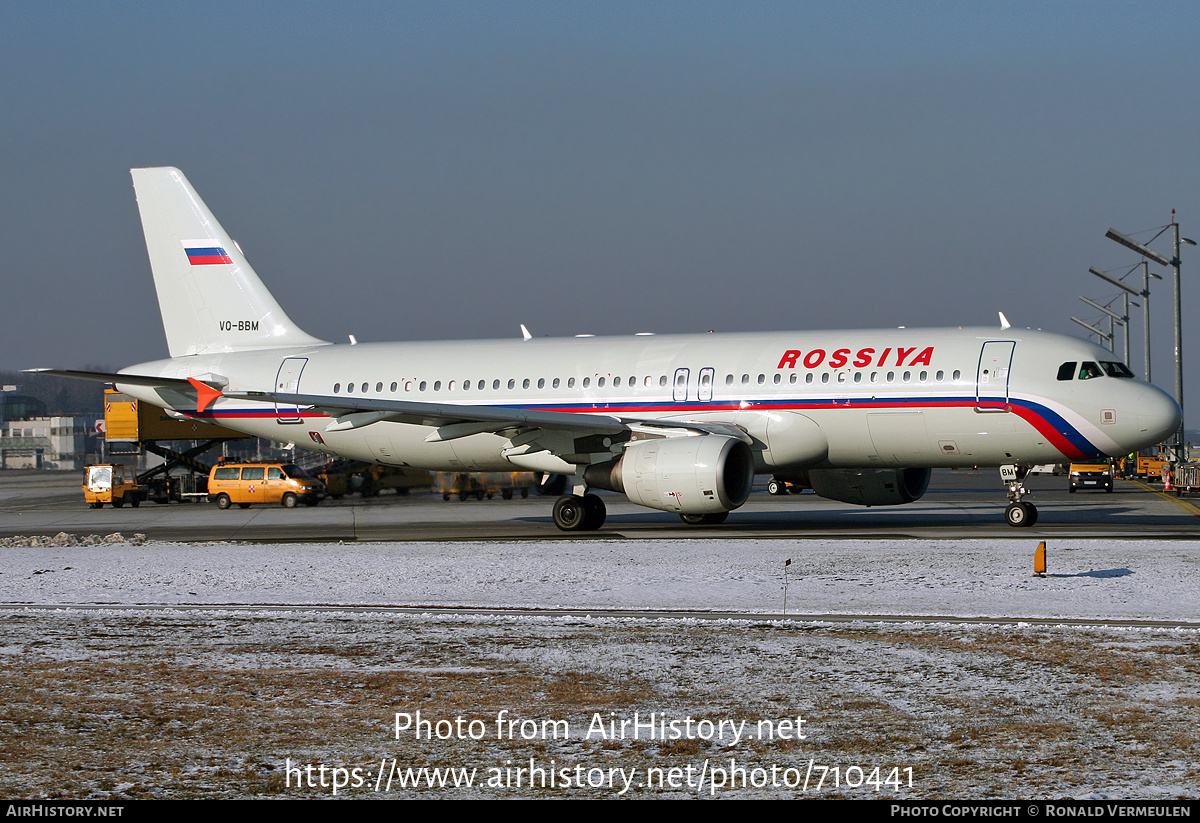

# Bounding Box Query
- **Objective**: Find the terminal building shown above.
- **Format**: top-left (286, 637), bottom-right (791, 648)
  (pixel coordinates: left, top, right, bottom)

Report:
top-left (0, 385), bottom-right (100, 470)
top-left (0, 416), bottom-right (99, 470)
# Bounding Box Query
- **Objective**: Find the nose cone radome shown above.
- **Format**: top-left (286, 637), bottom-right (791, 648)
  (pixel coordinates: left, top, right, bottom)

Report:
top-left (1137, 388), bottom-right (1182, 446)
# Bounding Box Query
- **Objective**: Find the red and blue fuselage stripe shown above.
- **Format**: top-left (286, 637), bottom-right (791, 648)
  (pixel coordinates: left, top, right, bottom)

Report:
top-left (191, 393), bottom-right (1104, 461)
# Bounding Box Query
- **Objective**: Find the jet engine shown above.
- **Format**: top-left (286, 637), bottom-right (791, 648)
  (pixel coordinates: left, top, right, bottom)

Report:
top-left (584, 434), bottom-right (755, 514)
top-left (807, 468), bottom-right (931, 506)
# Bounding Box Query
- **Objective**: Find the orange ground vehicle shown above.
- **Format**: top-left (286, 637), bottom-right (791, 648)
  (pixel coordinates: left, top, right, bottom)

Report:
top-left (83, 464), bottom-right (142, 508)
top-left (207, 462), bottom-right (326, 509)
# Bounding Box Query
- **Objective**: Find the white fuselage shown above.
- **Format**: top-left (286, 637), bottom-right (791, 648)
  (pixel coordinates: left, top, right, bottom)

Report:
top-left (117, 325), bottom-right (1181, 474)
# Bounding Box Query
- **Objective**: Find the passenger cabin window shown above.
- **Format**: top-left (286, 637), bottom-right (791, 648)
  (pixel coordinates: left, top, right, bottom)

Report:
top-left (1057, 362), bottom-right (1076, 381)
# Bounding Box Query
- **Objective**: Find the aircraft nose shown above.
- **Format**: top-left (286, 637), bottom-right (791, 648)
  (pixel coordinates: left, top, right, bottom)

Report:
top-left (1136, 387), bottom-right (1182, 445)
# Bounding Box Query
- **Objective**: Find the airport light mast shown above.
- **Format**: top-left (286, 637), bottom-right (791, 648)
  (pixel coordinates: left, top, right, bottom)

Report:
top-left (1077, 295), bottom-right (1126, 357)
top-left (1105, 220), bottom-right (1194, 459)
top-left (1087, 263), bottom-right (1158, 382)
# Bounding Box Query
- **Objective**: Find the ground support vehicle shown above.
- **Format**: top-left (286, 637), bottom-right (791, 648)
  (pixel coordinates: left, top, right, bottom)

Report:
top-left (138, 440), bottom-right (218, 502)
top-left (437, 471), bottom-right (538, 501)
top-left (1172, 463), bottom-right (1200, 496)
top-left (83, 464), bottom-right (142, 508)
top-left (317, 461), bottom-right (432, 498)
top-left (1068, 463), bottom-right (1114, 493)
top-left (207, 462), bottom-right (326, 509)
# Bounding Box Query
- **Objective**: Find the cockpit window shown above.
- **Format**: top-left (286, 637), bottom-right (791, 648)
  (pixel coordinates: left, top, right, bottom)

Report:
top-left (1100, 361), bottom-right (1135, 378)
top-left (1057, 362), bottom-right (1076, 381)
top-left (1078, 361), bottom-right (1103, 380)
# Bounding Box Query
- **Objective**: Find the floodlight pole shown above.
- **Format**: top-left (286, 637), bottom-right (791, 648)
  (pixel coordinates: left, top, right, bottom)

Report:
top-left (1170, 220), bottom-right (1184, 459)
top-left (1105, 224), bottom-right (1186, 458)
top-left (1078, 295), bottom-right (1125, 355)
top-left (1122, 292), bottom-right (1132, 369)
top-left (1070, 316), bottom-right (1112, 345)
top-left (1087, 264), bottom-right (1150, 376)
top-left (1140, 262), bottom-right (1151, 382)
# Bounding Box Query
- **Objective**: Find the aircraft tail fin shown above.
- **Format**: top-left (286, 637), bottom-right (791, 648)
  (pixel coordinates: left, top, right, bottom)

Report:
top-left (130, 167), bottom-right (329, 357)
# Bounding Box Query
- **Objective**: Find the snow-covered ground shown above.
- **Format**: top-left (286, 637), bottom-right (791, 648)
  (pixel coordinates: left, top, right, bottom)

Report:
top-left (2, 537), bottom-right (1198, 799)
top-left (3, 537), bottom-right (1198, 622)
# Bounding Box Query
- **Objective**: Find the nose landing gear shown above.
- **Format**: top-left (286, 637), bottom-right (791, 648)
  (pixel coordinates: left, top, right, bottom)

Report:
top-left (1001, 464), bottom-right (1038, 527)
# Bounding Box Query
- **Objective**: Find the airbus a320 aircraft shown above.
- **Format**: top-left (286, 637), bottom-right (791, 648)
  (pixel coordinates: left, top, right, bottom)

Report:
top-left (31, 168), bottom-right (1182, 530)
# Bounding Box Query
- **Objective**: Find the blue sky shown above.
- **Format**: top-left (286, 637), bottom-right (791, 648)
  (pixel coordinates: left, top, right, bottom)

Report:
top-left (4, 1), bottom-right (1199, 413)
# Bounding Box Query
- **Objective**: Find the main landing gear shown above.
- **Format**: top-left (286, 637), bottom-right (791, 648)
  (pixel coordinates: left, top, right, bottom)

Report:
top-left (553, 493), bottom-right (606, 531)
top-left (1001, 464), bottom-right (1038, 527)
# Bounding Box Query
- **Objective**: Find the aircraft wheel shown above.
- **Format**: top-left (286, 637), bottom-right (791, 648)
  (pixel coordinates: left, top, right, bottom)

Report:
top-left (553, 495), bottom-right (587, 531)
top-left (282, 493), bottom-right (298, 508)
top-left (767, 478), bottom-right (787, 495)
top-left (680, 512), bottom-right (729, 526)
top-left (216, 494), bottom-right (231, 510)
top-left (582, 494), bottom-right (606, 530)
top-left (1005, 502), bottom-right (1037, 527)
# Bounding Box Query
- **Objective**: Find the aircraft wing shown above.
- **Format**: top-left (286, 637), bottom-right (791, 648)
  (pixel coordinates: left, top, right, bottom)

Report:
top-left (225, 390), bottom-right (751, 444)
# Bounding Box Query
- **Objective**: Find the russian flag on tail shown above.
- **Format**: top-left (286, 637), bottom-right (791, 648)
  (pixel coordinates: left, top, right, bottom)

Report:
top-left (182, 239), bottom-right (233, 265)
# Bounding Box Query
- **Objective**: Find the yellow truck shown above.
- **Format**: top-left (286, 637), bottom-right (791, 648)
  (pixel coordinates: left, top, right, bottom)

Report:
top-left (83, 464), bottom-right (142, 508)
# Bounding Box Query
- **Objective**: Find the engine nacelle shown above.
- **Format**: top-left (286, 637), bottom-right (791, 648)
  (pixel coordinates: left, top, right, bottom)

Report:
top-left (584, 435), bottom-right (755, 515)
top-left (807, 468), bottom-right (931, 507)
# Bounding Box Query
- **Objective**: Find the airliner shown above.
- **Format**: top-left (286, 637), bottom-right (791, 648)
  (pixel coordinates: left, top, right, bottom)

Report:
top-left (30, 167), bottom-right (1182, 530)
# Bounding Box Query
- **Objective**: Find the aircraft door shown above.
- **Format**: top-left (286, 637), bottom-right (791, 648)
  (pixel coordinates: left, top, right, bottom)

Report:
top-left (698, 367), bottom-right (714, 402)
top-left (976, 341), bottom-right (1015, 411)
top-left (274, 357), bottom-right (308, 423)
top-left (673, 368), bottom-right (690, 402)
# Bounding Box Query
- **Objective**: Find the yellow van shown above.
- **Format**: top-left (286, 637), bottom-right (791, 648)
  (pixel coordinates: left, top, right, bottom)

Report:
top-left (207, 462), bottom-right (326, 509)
